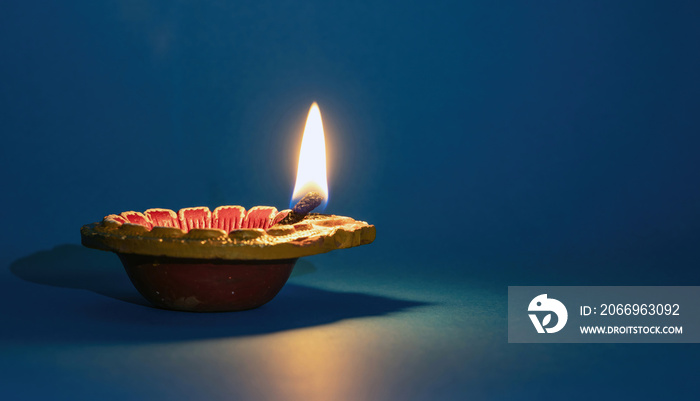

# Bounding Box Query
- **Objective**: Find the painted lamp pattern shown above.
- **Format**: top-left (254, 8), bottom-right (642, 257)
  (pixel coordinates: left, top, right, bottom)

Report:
top-left (81, 203), bottom-right (375, 312)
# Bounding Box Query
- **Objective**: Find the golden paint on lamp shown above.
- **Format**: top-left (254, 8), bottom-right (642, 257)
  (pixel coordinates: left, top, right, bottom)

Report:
top-left (291, 102), bottom-right (329, 209)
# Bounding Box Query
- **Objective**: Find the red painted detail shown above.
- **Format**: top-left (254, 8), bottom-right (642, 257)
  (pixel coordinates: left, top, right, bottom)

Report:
top-left (108, 205), bottom-right (294, 232)
top-left (178, 207), bottom-right (212, 231)
top-left (242, 206), bottom-right (278, 229)
top-left (120, 211), bottom-right (153, 229)
top-left (212, 206), bottom-right (246, 233)
top-left (271, 209), bottom-right (291, 226)
top-left (145, 209), bottom-right (180, 229)
top-left (104, 214), bottom-right (127, 224)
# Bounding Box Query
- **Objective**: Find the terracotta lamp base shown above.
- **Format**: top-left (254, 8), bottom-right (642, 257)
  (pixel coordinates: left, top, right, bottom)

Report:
top-left (81, 205), bottom-right (375, 312)
top-left (119, 254), bottom-right (296, 312)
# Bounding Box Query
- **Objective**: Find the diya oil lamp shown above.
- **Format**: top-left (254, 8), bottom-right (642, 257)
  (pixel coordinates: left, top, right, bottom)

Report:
top-left (81, 103), bottom-right (375, 312)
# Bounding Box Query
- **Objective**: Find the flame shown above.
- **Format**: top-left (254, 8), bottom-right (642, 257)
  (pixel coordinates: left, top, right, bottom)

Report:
top-left (291, 102), bottom-right (329, 209)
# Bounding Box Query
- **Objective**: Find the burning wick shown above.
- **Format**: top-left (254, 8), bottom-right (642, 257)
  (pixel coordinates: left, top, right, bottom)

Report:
top-left (277, 192), bottom-right (325, 225)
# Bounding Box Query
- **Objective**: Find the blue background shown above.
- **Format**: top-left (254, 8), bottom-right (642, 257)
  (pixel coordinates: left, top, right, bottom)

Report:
top-left (1, 1), bottom-right (699, 399)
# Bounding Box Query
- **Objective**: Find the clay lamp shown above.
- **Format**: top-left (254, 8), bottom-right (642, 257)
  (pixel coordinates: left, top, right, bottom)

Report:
top-left (80, 104), bottom-right (375, 312)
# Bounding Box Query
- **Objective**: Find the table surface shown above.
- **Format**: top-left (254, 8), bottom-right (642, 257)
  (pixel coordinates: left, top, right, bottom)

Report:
top-left (1, 243), bottom-right (697, 401)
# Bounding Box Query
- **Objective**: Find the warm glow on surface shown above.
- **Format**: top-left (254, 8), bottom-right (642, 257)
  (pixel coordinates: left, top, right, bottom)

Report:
top-left (291, 102), bottom-right (329, 208)
top-left (219, 325), bottom-right (376, 401)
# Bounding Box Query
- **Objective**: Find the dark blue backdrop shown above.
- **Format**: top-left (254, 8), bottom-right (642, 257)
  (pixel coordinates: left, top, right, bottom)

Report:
top-left (2, 1), bottom-right (699, 400)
